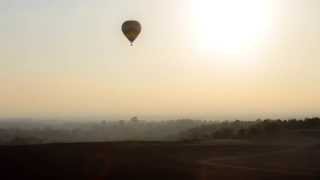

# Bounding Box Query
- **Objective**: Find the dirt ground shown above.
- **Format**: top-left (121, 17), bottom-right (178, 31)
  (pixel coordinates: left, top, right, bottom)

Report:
top-left (0, 141), bottom-right (319, 180)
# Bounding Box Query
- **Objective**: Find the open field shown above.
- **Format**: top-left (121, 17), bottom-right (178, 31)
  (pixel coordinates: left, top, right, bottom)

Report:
top-left (0, 141), bottom-right (319, 180)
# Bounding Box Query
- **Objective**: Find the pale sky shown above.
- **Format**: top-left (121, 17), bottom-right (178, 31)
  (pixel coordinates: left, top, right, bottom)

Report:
top-left (1, 0), bottom-right (320, 120)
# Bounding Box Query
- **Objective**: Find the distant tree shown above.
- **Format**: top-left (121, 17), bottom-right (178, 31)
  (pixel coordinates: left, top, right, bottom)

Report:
top-left (237, 128), bottom-right (247, 138)
top-left (101, 120), bottom-right (107, 126)
top-left (9, 136), bottom-right (43, 145)
top-left (130, 116), bottom-right (139, 123)
top-left (213, 128), bottom-right (234, 139)
top-left (247, 127), bottom-right (260, 138)
top-left (119, 120), bottom-right (125, 126)
top-left (305, 117), bottom-right (320, 128)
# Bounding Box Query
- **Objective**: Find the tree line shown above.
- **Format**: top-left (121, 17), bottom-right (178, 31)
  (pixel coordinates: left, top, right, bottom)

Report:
top-left (180, 117), bottom-right (320, 141)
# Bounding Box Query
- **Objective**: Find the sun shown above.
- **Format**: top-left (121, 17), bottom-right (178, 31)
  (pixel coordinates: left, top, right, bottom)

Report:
top-left (189, 0), bottom-right (274, 56)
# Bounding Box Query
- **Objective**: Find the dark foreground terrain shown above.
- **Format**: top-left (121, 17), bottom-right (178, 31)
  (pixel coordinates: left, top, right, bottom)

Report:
top-left (0, 141), bottom-right (319, 180)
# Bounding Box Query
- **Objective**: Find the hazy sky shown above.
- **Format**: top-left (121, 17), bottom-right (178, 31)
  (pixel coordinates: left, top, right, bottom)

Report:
top-left (1, 0), bottom-right (320, 120)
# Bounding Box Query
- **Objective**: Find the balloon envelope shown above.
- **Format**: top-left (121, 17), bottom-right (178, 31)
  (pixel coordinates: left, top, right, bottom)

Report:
top-left (122, 20), bottom-right (141, 45)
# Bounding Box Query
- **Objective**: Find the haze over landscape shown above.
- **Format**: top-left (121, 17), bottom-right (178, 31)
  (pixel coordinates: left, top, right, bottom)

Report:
top-left (2, 1), bottom-right (320, 180)
top-left (1, 0), bottom-right (320, 120)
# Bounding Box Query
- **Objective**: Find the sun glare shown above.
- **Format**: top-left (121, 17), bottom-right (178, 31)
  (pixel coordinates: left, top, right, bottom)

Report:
top-left (189, 0), bottom-right (274, 56)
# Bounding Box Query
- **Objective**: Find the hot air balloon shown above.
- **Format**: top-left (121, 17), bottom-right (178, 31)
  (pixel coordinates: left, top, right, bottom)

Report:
top-left (122, 20), bottom-right (141, 46)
